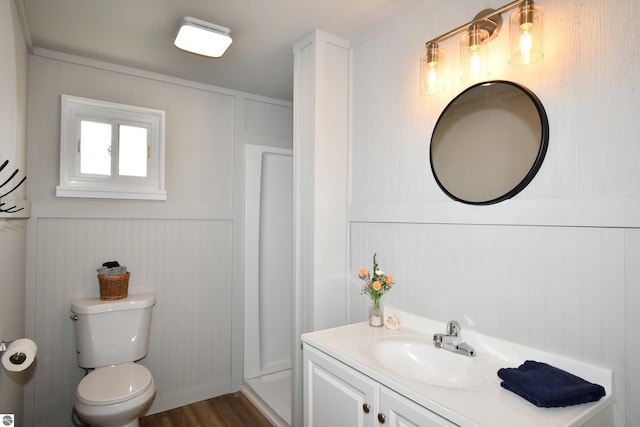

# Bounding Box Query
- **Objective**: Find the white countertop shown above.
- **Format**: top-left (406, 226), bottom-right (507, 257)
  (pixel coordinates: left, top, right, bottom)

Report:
top-left (301, 307), bottom-right (613, 427)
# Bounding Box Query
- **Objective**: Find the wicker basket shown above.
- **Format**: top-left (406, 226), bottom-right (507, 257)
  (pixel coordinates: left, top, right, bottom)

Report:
top-left (97, 272), bottom-right (130, 300)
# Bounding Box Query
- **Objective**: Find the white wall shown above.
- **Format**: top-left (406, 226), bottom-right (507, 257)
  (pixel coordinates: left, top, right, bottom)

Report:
top-left (346, 0), bottom-right (639, 426)
top-left (24, 50), bottom-right (292, 426)
top-left (0, 0), bottom-right (29, 423)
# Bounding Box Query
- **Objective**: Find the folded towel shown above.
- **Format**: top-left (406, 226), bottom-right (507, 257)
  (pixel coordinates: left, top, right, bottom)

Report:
top-left (497, 360), bottom-right (605, 408)
top-left (97, 265), bottom-right (127, 276)
top-left (102, 261), bottom-right (120, 268)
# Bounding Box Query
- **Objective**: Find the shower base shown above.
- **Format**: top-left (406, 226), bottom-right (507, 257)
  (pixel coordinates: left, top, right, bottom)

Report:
top-left (242, 369), bottom-right (291, 427)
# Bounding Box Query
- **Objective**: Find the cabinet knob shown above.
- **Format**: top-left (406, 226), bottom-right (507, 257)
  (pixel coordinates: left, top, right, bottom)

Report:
top-left (362, 403), bottom-right (370, 413)
top-left (378, 412), bottom-right (386, 423)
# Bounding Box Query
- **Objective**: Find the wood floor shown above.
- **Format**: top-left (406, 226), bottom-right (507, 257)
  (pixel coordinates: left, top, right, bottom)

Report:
top-left (139, 392), bottom-right (273, 427)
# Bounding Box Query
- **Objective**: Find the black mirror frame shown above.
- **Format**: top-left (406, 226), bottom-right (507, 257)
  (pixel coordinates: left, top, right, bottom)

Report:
top-left (430, 80), bottom-right (549, 205)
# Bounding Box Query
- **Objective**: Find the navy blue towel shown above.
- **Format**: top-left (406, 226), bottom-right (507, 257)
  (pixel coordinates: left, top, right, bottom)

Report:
top-left (497, 360), bottom-right (605, 408)
top-left (102, 261), bottom-right (120, 268)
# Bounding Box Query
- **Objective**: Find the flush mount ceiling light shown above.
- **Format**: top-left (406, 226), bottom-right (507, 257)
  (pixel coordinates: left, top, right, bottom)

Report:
top-left (174, 17), bottom-right (232, 58)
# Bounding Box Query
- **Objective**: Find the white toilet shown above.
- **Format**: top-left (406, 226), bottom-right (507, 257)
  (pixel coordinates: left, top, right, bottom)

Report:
top-left (70, 293), bottom-right (156, 427)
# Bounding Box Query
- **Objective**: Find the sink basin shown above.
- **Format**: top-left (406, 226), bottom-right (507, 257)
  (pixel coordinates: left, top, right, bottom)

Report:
top-left (366, 335), bottom-right (489, 389)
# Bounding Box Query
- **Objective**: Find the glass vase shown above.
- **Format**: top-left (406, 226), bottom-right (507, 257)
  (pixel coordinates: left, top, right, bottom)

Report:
top-left (369, 300), bottom-right (384, 327)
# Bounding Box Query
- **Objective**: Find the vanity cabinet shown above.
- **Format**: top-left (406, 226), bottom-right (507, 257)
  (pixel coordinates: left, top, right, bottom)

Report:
top-left (303, 344), bottom-right (455, 427)
top-left (302, 313), bottom-right (613, 427)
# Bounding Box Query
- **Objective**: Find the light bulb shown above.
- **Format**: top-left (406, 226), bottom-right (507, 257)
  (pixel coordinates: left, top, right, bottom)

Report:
top-left (469, 48), bottom-right (481, 79)
top-left (427, 66), bottom-right (438, 95)
top-left (519, 28), bottom-right (532, 65)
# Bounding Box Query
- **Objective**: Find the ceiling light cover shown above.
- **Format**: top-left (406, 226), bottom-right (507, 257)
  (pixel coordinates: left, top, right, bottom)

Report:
top-left (174, 17), bottom-right (232, 58)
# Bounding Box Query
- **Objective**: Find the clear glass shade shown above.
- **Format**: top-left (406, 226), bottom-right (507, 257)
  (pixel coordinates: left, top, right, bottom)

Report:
top-left (420, 44), bottom-right (446, 96)
top-left (509, 4), bottom-right (544, 66)
top-left (460, 28), bottom-right (490, 82)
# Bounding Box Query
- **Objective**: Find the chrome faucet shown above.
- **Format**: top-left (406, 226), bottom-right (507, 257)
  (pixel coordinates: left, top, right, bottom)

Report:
top-left (433, 320), bottom-right (476, 357)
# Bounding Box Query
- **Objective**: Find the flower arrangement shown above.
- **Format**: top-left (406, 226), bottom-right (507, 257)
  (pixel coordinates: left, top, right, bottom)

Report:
top-left (358, 253), bottom-right (395, 311)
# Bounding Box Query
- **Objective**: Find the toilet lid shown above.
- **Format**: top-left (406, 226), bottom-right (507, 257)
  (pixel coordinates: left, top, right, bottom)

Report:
top-left (77, 363), bottom-right (153, 406)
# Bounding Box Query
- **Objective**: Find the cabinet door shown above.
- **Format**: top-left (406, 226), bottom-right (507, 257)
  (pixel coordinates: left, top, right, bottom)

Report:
top-left (304, 345), bottom-right (377, 427)
top-left (378, 385), bottom-right (456, 427)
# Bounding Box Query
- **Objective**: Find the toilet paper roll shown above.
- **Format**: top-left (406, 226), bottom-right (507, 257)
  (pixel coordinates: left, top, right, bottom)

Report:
top-left (2, 338), bottom-right (37, 372)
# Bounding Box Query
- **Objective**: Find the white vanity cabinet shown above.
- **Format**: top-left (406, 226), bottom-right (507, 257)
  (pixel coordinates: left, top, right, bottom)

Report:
top-left (302, 310), bottom-right (613, 427)
top-left (304, 343), bottom-right (455, 427)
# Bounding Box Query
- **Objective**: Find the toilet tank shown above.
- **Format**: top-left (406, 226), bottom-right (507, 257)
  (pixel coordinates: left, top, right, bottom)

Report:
top-left (71, 293), bottom-right (155, 368)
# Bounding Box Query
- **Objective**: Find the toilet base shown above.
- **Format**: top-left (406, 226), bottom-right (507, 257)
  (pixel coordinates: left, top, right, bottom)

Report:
top-left (74, 408), bottom-right (138, 427)
top-left (74, 379), bottom-right (155, 427)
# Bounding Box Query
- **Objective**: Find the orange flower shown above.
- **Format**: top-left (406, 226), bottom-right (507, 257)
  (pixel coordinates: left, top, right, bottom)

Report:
top-left (384, 276), bottom-right (394, 285)
top-left (372, 281), bottom-right (382, 291)
top-left (358, 268), bottom-right (368, 278)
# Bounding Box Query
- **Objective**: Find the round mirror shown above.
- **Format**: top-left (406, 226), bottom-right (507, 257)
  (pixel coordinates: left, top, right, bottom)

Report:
top-left (430, 80), bottom-right (548, 205)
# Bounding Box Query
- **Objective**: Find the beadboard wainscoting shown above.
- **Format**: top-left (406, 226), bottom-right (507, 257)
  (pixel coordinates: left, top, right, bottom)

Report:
top-left (26, 217), bottom-right (233, 425)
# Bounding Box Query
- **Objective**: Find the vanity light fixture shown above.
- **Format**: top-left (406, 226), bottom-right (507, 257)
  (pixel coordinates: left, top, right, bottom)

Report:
top-left (421, 0), bottom-right (543, 95)
top-left (174, 17), bottom-right (233, 58)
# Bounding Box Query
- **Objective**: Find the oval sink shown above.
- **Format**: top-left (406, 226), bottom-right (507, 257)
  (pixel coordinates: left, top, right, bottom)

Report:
top-left (366, 335), bottom-right (489, 389)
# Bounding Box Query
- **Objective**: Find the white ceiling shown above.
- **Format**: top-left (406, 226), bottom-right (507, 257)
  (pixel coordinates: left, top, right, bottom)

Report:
top-left (19, 0), bottom-right (424, 101)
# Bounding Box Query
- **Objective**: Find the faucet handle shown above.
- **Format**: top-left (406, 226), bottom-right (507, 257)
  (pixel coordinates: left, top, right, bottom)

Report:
top-left (446, 320), bottom-right (461, 336)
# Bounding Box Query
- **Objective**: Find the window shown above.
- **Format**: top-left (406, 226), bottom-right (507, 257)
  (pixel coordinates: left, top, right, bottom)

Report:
top-left (57, 95), bottom-right (166, 200)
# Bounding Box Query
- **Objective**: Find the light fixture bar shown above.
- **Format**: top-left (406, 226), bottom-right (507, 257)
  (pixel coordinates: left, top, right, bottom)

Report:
top-left (425, 0), bottom-right (528, 47)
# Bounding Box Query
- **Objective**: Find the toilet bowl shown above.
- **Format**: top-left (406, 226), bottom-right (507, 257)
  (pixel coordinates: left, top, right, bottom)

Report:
top-left (74, 363), bottom-right (156, 427)
top-left (71, 293), bottom-right (157, 427)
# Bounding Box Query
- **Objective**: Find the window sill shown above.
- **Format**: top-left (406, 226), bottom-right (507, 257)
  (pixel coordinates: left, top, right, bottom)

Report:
top-left (56, 186), bottom-right (167, 201)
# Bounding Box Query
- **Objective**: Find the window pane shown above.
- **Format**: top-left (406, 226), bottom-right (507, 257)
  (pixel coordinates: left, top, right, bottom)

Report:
top-left (80, 120), bottom-right (111, 175)
top-left (119, 125), bottom-right (148, 177)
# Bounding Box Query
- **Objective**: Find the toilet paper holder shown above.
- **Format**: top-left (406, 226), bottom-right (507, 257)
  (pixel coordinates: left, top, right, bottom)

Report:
top-left (0, 340), bottom-right (27, 365)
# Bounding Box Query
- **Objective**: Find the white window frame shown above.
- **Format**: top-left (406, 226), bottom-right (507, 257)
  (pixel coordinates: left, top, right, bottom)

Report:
top-left (57, 95), bottom-right (167, 200)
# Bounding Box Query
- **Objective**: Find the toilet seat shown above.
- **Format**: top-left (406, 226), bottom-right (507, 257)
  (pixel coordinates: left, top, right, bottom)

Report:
top-left (77, 363), bottom-right (153, 406)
